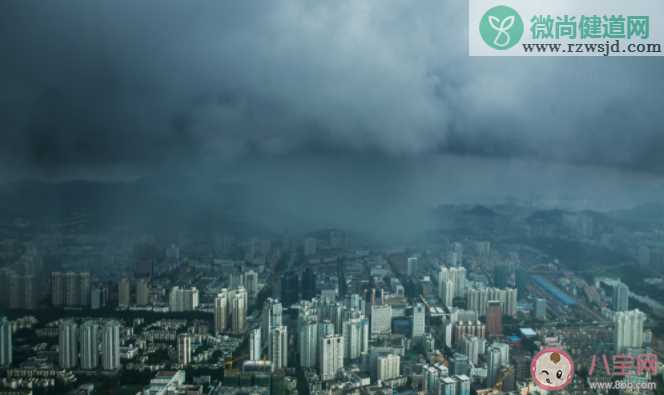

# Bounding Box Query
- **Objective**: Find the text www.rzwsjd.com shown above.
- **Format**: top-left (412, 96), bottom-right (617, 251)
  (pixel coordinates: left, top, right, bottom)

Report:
top-left (521, 40), bottom-right (662, 55)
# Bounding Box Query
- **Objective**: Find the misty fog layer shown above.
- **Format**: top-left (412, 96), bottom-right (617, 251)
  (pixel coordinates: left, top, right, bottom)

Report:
top-left (1, 0), bottom-right (664, 238)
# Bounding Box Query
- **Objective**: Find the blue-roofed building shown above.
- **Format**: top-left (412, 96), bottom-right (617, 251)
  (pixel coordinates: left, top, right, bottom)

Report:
top-left (531, 275), bottom-right (576, 306)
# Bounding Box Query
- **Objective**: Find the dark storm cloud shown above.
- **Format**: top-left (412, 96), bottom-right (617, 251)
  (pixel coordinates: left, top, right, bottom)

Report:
top-left (1, 0), bottom-right (664, 177)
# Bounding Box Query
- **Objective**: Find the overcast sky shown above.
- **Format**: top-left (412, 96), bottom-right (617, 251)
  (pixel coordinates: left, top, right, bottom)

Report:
top-left (2, 0), bottom-right (664, 214)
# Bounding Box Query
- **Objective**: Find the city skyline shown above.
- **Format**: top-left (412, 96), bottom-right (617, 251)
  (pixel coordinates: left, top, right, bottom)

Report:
top-left (0, 1), bottom-right (663, 394)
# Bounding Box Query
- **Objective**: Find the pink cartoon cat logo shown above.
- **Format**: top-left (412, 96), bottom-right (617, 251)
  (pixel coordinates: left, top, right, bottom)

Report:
top-left (531, 347), bottom-right (575, 391)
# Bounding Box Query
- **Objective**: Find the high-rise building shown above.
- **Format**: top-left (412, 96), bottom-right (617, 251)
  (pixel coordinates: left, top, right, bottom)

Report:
top-left (450, 242), bottom-right (464, 267)
top-left (214, 289), bottom-right (228, 334)
top-left (177, 334), bottom-right (191, 366)
top-left (612, 282), bottom-right (629, 312)
top-left (345, 302), bottom-right (365, 322)
top-left (487, 344), bottom-right (503, 387)
top-left (422, 364), bottom-right (444, 393)
top-left (160, 284), bottom-right (174, 309)
top-left (11, 249), bottom-right (42, 308)
top-left (412, 303), bottom-right (426, 338)
top-left (319, 334), bottom-right (344, 381)
top-left (59, 320), bottom-right (78, 369)
top-left (320, 289), bottom-right (338, 304)
top-left (343, 318), bottom-right (369, 360)
top-left (118, 278), bottom-right (131, 307)
top-left (169, 286), bottom-right (199, 312)
top-left (64, 272), bottom-right (81, 306)
top-left (269, 326), bottom-right (288, 370)
top-left (438, 267), bottom-right (449, 298)
top-left (0, 317), bottom-right (12, 367)
top-left (182, 287), bottom-right (199, 311)
top-left (440, 376), bottom-right (457, 395)
top-left (79, 272), bottom-right (91, 307)
top-left (377, 354), bottom-right (400, 381)
top-left (370, 304), bottom-right (392, 336)
top-left (439, 321), bottom-right (451, 348)
top-left (462, 336), bottom-right (486, 365)
top-left (298, 315), bottom-right (319, 368)
top-left (505, 288), bottom-right (517, 317)
top-left (320, 301), bottom-right (345, 334)
top-left (345, 293), bottom-right (365, 316)
top-left (135, 279), bottom-right (150, 306)
top-left (407, 256), bottom-right (418, 277)
top-left (513, 354), bottom-right (531, 383)
top-left (249, 328), bottom-right (261, 361)
top-left (229, 287), bottom-right (247, 334)
top-left (466, 287), bottom-right (516, 317)
top-left (51, 272), bottom-right (64, 307)
top-left (441, 280), bottom-right (455, 308)
top-left (452, 267), bottom-right (467, 298)
top-left (534, 298), bottom-right (547, 320)
top-left (319, 320), bottom-right (335, 338)
top-left (453, 321), bottom-right (486, 345)
top-left (439, 265), bottom-right (465, 300)
top-left (52, 272), bottom-right (91, 307)
top-left (492, 342), bottom-right (510, 374)
top-left (102, 321), bottom-right (121, 371)
top-left (90, 285), bottom-right (108, 310)
top-left (422, 333), bottom-right (436, 353)
top-left (614, 309), bottom-right (646, 352)
top-left (368, 287), bottom-right (384, 306)
top-left (79, 321), bottom-right (99, 370)
top-left (261, 298), bottom-right (283, 348)
top-left (243, 270), bottom-right (259, 300)
top-left (486, 301), bottom-right (502, 337)
top-left (450, 308), bottom-right (479, 323)
top-left (465, 287), bottom-right (485, 315)
top-left (455, 375), bottom-right (471, 395)
top-left (450, 352), bottom-right (470, 376)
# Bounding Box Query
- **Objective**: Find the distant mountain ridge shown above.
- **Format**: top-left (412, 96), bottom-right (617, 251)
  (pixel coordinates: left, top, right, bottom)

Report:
top-left (609, 202), bottom-right (664, 224)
